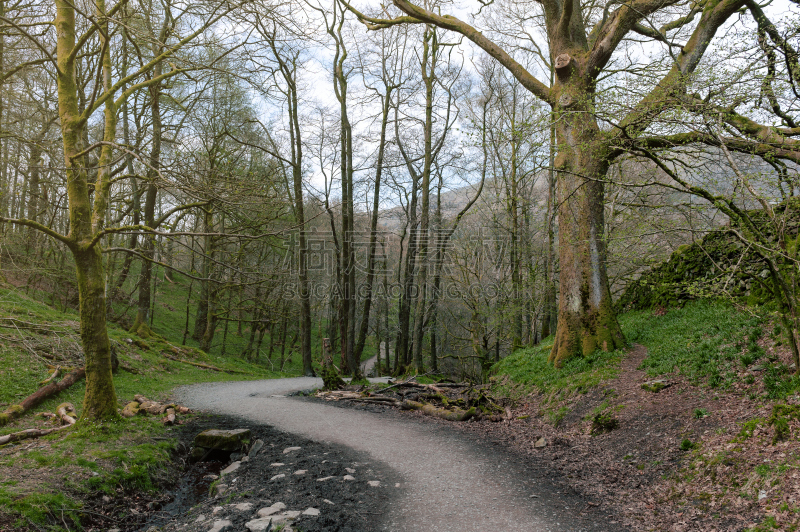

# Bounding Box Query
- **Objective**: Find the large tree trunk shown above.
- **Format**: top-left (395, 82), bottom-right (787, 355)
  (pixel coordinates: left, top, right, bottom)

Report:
top-left (548, 69), bottom-right (625, 365)
top-left (55, 0), bottom-right (119, 420)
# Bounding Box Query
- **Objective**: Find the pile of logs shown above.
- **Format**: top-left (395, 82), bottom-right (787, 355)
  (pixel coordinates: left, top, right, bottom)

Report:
top-left (120, 395), bottom-right (191, 425)
top-left (315, 378), bottom-right (510, 422)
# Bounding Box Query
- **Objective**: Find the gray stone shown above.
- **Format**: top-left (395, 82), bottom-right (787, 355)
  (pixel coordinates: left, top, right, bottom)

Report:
top-left (233, 502), bottom-right (253, 512)
top-left (221, 461), bottom-right (241, 476)
top-left (208, 520), bottom-right (233, 532)
top-left (211, 483), bottom-right (228, 497)
top-left (195, 429), bottom-right (251, 452)
top-left (257, 502), bottom-right (286, 517)
top-left (249, 439), bottom-right (264, 458)
top-left (367, 480), bottom-right (380, 487)
top-left (343, 475), bottom-right (355, 481)
top-left (212, 506), bottom-right (224, 515)
top-left (345, 467), bottom-right (356, 474)
top-left (323, 499), bottom-right (334, 505)
top-left (270, 462), bottom-right (284, 467)
top-left (293, 469), bottom-right (306, 475)
top-left (302, 507), bottom-right (320, 516)
top-left (283, 446), bottom-right (301, 454)
top-left (244, 517), bottom-right (273, 532)
top-left (269, 474), bottom-right (285, 481)
top-left (534, 437), bottom-right (546, 449)
top-left (316, 476), bottom-right (333, 482)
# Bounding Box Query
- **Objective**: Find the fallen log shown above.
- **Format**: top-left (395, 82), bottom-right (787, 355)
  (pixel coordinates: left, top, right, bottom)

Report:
top-left (40, 366), bottom-right (61, 385)
top-left (0, 367), bottom-right (86, 426)
top-left (0, 425), bottom-right (70, 445)
top-left (56, 403), bottom-right (77, 425)
top-left (401, 400), bottom-right (477, 422)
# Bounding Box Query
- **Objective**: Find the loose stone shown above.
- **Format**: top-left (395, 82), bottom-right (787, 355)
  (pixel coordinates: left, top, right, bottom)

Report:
top-left (221, 461), bottom-right (241, 476)
top-left (343, 475), bottom-right (355, 481)
top-left (368, 480), bottom-right (380, 487)
top-left (302, 507), bottom-right (320, 516)
top-left (244, 517), bottom-right (272, 532)
top-left (293, 469), bottom-right (307, 475)
top-left (257, 502), bottom-right (287, 517)
top-left (270, 474), bottom-right (286, 481)
top-left (207, 520), bottom-right (233, 532)
top-left (283, 446), bottom-right (301, 454)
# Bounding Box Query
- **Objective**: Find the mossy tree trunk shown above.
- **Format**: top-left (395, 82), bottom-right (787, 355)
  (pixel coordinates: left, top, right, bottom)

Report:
top-left (547, 59), bottom-right (625, 366)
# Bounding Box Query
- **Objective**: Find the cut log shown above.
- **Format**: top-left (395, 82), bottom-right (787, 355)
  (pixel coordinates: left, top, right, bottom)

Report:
top-left (56, 403), bottom-right (77, 425)
top-left (121, 401), bottom-right (140, 418)
top-left (162, 408), bottom-right (176, 425)
top-left (0, 367), bottom-right (85, 426)
top-left (401, 400), bottom-right (477, 422)
top-left (0, 425), bottom-right (70, 445)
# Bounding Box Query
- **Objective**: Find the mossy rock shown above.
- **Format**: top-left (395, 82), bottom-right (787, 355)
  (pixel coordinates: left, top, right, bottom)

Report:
top-left (194, 428), bottom-right (251, 451)
top-left (641, 380), bottom-right (669, 393)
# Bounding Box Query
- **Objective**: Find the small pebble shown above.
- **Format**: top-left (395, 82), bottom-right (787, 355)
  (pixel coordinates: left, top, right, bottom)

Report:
top-left (283, 446), bottom-right (301, 454)
top-left (270, 474), bottom-right (286, 481)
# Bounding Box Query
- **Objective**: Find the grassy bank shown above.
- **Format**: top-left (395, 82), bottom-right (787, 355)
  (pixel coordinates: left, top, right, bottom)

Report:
top-left (0, 284), bottom-right (299, 531)
top-left (492, 299), bottom-right (800, 400)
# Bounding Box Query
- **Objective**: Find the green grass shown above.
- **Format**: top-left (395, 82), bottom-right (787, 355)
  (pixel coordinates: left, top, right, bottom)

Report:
top-left (620, 300), bottom-right (764, 387)
top-left (491, 338), bottom-right (623, 401)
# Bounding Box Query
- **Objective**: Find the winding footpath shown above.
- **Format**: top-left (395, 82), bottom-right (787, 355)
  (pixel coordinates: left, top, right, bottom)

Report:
top-left (177, 377), bottom-right (618, 531)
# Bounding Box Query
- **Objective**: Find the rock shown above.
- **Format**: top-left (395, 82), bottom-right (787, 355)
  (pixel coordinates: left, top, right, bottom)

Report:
top-left (249, 439), bottom-right (264, 458)
top-left (368, 480), bottom-right (380, 487)
top-left (196, 515), bottom-right (206, 522)
top-left (343, 475), bottom-right (356, 481)
top-left (221, 461), bottom-right (241, 476)
top-left (323, 499), bottom-right (334, 505)
top-left (759, 490), bottom-right (768, 500)
top-left (317, 476), bottom-right (333, 482)
top-left (270, 463), bottom-right (284, 467)
top-left (302, 507), bottom-right (320, 516)
top-left (283, 446), bottom-right (301, 454)
top-left (282, 510), bottom-right (302, 519)
top-left (190, 447), bottom-right (209, 461)
top-left (242, 456), bottom-right (250, 463)
top-left (211, 483), bottom-right (228, 497)
top-left (121, 401), bottom-right (140, 418)
top-left (534, 437), bottom-right (546, 449)
top-left (293, 470), bottom-right (306, 475)
top-left (269, 474), bottom-right (285, 482)
top-left (195, 429), bottom-right (252, 452)
top-left (641, 380), bottom-right (669, 393)
top-left (212, 506), bottom-right (224, 515)
top-left (233, 502), bottom-right (253, 512)
top-left (345, 467), bottom-right (356, 474)
top-left (230, 452), bottom-right (243, 462)
top-left (208, 520), bottom-right (233, 532)
top-left (244, 517), bottom-right (272, 532)
top-left (257, 502), bottom-right (286, 517)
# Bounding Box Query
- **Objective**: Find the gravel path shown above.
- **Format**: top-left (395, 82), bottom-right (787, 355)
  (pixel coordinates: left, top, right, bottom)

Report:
top-left (177, 378), bottom-right (620, 531)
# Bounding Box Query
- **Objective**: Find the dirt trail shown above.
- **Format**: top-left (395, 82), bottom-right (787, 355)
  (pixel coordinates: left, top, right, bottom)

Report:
top-left (177, 378), bottom-right (621, 531)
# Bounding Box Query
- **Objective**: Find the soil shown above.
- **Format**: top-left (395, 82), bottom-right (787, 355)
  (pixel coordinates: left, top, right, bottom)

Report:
top-left (323, 344), bottom-right (800, 531)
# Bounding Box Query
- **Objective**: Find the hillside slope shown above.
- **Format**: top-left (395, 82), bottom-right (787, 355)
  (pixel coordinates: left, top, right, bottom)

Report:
top-left (0, 282), bottom-right (299, 531)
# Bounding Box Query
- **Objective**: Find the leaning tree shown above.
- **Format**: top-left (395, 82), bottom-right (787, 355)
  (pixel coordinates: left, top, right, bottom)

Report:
top-left (347, 0), bottom-right (800, 365)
